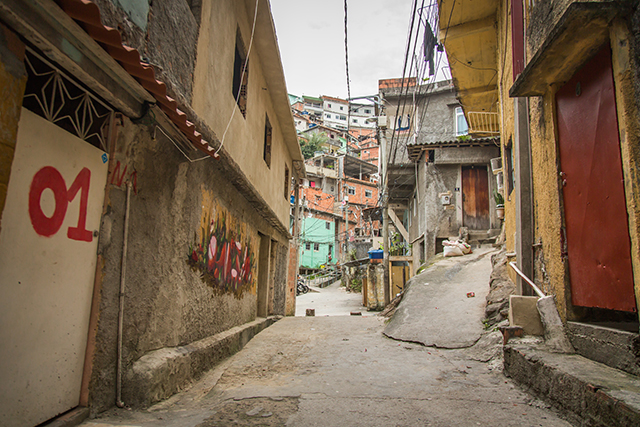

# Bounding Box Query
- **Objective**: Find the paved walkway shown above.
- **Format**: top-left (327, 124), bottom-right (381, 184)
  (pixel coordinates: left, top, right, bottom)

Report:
top-left (295, 279), bottom-right (374, 317)
top-left (81, 316), bottom-right (572, 427)
top-left (385, 246), bottom-right (496, 348)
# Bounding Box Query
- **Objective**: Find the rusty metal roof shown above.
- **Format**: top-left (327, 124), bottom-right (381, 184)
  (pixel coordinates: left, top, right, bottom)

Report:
top-left (406, 136), bottom-right (499, 161)
top-left (57, 0), bottom-right (218, 159)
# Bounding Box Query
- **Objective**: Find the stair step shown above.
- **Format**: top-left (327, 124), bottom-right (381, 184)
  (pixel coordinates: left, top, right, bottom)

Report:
top-left (567, 321), bottom-right (640, 377)
top-left (505, 342), bottom-right (640, 426)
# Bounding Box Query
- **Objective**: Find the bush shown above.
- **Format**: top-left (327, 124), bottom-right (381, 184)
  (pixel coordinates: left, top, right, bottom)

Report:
top-left (350, 277), bottom-right (362, 293)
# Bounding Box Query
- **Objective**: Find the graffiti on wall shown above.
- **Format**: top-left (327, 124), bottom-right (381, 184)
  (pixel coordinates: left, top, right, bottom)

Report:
top-left (110, 160), bottom-right (138, 194)
top-left (187, 193), bottom-right (257, 298)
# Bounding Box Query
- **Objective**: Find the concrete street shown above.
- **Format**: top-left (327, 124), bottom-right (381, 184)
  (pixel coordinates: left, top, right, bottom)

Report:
top-left (385, 246), bottom-right (495, 348)
top-left (295, 279), bottom-right (374, 317)
top-left (81, 249), bottom-right (573, 427)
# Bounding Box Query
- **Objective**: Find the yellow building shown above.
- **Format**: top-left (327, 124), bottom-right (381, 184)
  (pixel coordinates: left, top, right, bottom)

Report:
top-left (439, 0), bottom-right (640, 323)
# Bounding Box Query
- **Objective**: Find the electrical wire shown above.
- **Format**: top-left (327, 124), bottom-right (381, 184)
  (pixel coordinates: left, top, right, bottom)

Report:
top-left (344, 0), bottom-right (352, 151)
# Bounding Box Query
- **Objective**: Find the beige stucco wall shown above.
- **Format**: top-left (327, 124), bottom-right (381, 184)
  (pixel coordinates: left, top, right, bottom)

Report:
top-left (519, 8), bottom-right (640, 321)
top-left (192, 0), bottom-right (293, 229)
top-left (528, 93), bottom-right (569, 320)
top-left (496, 0), bottom-right (517, 257)
top-left (610, 18), bottom-right (640, 316)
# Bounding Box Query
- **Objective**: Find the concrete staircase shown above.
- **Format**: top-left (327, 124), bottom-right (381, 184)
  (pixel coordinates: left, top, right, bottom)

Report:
top-left (467, 228), bottom-right (501, 247)
top-left (504, 322), bottom-right (640, 426)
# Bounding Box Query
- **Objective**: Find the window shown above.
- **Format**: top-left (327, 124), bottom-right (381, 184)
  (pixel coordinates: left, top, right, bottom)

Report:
top-left (314, 243), bottom-right (319, 251)
top-left (325, 114), bottom-right (331, 118)
top-left (352, 119), bottom-right (358, 124)
top-left (339, 115), bottom-right (346, 121)
top-left (325, 221), bottom-right (330, 230)
top-left (347, 186), bottom-right (356, 195)
top-left (232, 29), bottom-right (249, 118)
top-left (365, 109), bottom-right (371, 114)
top-left (305, 242), bottom-right (311, 250)
top-left (263, 115), bottom-right (272, 167)
top-left (365, 189), bottom-right (372, 198)
top-left (455, 107), bottom-right (468, 136)
top-left (284, 164), bottom-right (290, 199)
top-left (328, 103), bottom-right (332, 108)
top-left (339, 106), bottom-right (344, 111)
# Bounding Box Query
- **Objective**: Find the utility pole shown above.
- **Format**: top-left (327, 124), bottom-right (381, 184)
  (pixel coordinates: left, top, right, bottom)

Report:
top-left (379, 117), bottom-right (390, 307)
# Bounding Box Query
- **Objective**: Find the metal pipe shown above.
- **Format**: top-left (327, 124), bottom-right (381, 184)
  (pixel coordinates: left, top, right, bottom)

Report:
top-left (116, 182), bottom-right (132, 408)
top-left (509, 261), bottom-right (545, 298)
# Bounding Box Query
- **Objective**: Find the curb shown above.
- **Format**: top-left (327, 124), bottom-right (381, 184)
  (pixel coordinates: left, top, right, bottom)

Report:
top-left (504, 344), bottom-right (640, 426)
top-left (124, 316), bottom-right (281, 408)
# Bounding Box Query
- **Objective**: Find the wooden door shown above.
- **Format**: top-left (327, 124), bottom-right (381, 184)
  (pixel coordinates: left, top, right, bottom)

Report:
top-left (556, 44), bottom-right (636, 312)
top-left (462, 166), bottom-right (490, 230)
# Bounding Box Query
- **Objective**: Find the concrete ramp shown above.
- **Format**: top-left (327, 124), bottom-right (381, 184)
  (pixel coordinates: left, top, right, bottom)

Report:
top-left (384, 247), bottom-right (496, 348)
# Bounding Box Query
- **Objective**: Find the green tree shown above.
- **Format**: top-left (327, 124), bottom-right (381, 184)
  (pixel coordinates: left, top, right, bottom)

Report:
top-left (299, 132), bottom-right (329, 159)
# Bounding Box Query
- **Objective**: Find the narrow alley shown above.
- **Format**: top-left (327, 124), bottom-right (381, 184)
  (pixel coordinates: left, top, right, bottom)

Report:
top-left (79, 247), bottom-right (571, 427)
top-left (2, 1), bottom-right (640, 426)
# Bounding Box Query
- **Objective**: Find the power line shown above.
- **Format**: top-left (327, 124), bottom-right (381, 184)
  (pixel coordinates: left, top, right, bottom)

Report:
top-left (344, 0), bottom-right (351, 139)
top-left (387, 0), bottom-right (420, 169)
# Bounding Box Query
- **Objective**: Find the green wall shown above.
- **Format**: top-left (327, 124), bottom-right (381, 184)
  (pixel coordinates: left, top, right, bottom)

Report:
top-left (299, 217), bottom-right (335, 269)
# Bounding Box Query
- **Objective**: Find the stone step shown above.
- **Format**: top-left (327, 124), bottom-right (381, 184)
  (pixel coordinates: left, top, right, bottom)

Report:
top-left (504, 341), bottom-right (640, 426)
top-left (567, 321), bottom-right (640, 377)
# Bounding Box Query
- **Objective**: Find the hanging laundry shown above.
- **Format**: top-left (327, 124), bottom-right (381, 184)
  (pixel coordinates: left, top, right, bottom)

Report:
top-left (397, 115), bottom-right (411, 131)
top-left (424, 22), bottom-right (436, 76)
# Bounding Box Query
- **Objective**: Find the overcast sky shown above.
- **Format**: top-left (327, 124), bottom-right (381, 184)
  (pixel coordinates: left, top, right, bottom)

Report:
top-left (270, 0), bottom-right (449, 100)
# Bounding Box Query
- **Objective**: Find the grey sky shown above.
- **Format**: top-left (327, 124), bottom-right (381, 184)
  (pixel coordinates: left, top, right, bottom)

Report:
top-left (270, 0), bottom-right (449, 100)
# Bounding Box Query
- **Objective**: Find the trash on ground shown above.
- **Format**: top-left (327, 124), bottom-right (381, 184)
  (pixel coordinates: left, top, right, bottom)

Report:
top-left (443, 240), bottom-right (471, 257)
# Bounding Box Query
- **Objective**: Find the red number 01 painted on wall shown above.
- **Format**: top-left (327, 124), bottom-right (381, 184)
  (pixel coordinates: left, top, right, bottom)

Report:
top-left (28, 166), bottom-right (93, 242)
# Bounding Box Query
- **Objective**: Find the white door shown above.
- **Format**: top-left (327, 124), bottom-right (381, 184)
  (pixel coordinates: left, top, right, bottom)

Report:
top-left (0, 109), bottom-right (109, 427)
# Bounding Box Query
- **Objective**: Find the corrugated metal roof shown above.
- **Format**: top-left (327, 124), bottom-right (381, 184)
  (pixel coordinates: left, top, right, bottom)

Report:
top-left (57, 0), bottom-right (219, 159)
top-left (406, 136), bottom-right (499, 160)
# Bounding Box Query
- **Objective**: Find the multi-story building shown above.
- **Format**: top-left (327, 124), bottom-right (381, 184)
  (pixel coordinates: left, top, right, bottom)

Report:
top-left (438, 0), bottom-right (640, 418)
top-left (380, 78), bottom-right (501, 265)
top-left (0, 1), bottom-right (304, 425)
top-left (298, 124), bottom-right (345, 154)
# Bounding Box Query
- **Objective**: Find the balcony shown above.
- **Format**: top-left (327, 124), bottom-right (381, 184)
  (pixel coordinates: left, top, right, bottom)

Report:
top-left (467, 112), bottom-right (500, 135)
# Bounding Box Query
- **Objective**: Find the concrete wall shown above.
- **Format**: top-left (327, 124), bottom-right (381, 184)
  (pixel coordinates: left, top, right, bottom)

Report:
top-left (90, 114), bottom-right (290, 412)
top-left (495, 0), bottom-right (640, 320)
top-left (94, 0), bottom-right (198, 105)
top-left (0, 25), bottom-right (26, 234)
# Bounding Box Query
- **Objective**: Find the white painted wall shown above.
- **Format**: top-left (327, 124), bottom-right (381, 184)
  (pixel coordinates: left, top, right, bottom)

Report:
top-left (0, 109), bottom-right (108, 427)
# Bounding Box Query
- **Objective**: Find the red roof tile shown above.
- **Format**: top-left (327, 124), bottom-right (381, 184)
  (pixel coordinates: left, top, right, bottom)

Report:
top-left (56, 0), bottom-right (219, 159)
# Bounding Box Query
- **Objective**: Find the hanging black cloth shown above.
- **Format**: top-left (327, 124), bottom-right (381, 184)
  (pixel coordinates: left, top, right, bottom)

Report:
top-left (424, 22), bottom-right (436, 76)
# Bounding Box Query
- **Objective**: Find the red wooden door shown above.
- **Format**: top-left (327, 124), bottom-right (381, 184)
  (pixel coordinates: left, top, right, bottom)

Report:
top-left (462, 166), bottom-right (490, 230)
top-left (556, 45), bottom-right (636, 312)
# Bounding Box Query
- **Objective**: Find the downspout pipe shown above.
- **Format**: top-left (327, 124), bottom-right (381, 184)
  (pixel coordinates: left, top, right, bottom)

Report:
top-left (116, 182), bottom-right (132, 408)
